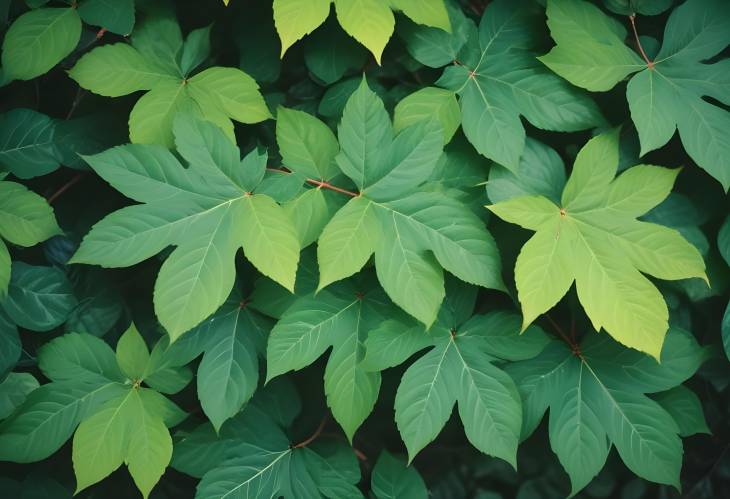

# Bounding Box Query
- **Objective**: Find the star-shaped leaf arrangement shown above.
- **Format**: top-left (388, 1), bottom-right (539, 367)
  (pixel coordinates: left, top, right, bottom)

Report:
top-left (539, 0), bottom-right (730, 190)
top-left (436, 0), bottom-right (605, 171)
top-left (506, 327), bottom-right (708, 495)
top-left (70, 10), bottom-right (270, 147)
top-left (273, 0), bottom-right (451, 64)
top-left (71, 113), bottom-right (300, 341)
top-left (316, 78), bottom-right (504, 326)
top-left (488, 129), bottom-right (706, 359)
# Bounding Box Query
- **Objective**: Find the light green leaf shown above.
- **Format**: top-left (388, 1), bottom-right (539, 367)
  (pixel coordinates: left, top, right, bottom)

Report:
top-left (1, 7), bottom-right (81, 80)
top-left (273, 0), bottom-right (332, 56)
top-left (116, 323), bottom-right (151, 380)
top-left (393, 87), bottom-right (460, 143)
top-left (284, 188), bottom-right (338, 248)
top-left (38, 332), bottom-right (123, 383)
top-left (362, 320), bottom-right (432, 372)
top-left (240, 194), bottom-right (301, 293)
top-left (392, 0), bottom-right (450, 32)
top-left (129, 81), bottom-right (192, 147)
top-left (317, 197), bottom-right (379, 291)
top-left (69, 43), bottom-right (177, 97)
top-left (333, 0), bottom-right (394, 64)
top-left (491, 130), bottom-right (705, 358)
top-left (0, 181), bottom-right (61, 246)
top-left (276, 107), bottom-right (340, 180)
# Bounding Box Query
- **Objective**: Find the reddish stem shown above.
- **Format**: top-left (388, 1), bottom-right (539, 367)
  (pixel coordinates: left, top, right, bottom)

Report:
top-left (546, 314), bottom-right (582, 357)
top-left (292, 416), bottom-right (328, 449)
top-left (267, 167), bottom-right (359, 197)
top-left (628, 14), bottom-right (654, 69)
top-left (48, 173), bottom-right (84, 204)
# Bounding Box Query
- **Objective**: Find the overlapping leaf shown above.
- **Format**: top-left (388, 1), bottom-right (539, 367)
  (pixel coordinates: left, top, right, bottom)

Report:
top-left (488, 129), bottom-right (706, 358)
top-left (317, 78), bottom-right (503, 325)
top-left (540, 0), bottom-right (730, 190)
top-left (435, 0), bottom-right (604, 170)
top-left (71, 114), bottom-right (300, 340)
top-left (506, 327), bottom-right (708, 495)
top-left (70, 11), bottom-right (270, 146)
top-left (273, 0), bottom-right (451, 63)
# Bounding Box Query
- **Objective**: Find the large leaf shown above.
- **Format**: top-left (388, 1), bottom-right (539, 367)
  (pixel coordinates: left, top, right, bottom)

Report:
top-left (488, 130), bottom-right (706, 358)
top-left (510, 327), bottom-right (706, 495)
top-left (71, 114), bottom-right (299, 340)
top-left (0, 109), bottom-right (61, 179)
top-left (319, 79), bottom-right (503, 325)
top-left (437, 0), bottom-right (604, 170)
top-left (541, 0), bottom-right (730, 190)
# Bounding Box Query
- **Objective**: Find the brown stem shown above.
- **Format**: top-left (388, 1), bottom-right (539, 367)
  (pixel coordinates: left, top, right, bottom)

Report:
top-left (628, 14), bottom-right (654, 69)
top-left (48, 173), bottom-right (84, 204)
top-left (292, 416), bottom-right (328, 449)
top-left (267, 167), bottom-right (359, 197)
top-left (545, 314), bottom-right (582, 357)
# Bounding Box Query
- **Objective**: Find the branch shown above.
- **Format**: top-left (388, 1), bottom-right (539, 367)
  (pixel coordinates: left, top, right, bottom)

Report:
top-left (545, 314), bottom-right (582, 357)
top-left (48, 173), bottom-right (84, 204)
top-left (628, 14), bottom-right (654, 68)
top-left (292, 415), bottom-right (328, 449)
top-left (267, 167), bottom-right (359, 197)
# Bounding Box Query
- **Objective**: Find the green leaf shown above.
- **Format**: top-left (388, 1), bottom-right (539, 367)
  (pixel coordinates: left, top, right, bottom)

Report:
top-left (240, 194), bottom-right (301, 293)
top-left (38, 332), bottom-right (123, 383)
top-left (197, 307), bottom-right (264, 432)
top-left (1, 7), bottom-right (81, 80)
top-left (394, 324), bottom-right (521, 464)
top-left (333, 0), bottom-right (394, 64)
top-left (1, 262), bottom-right (77, 332)
top-left (273, 0), bottom-right (332, 56)
top-left (72, 389), bottom-right (135, 494)
top-left (652, 385), bottom-right (710, 437)
top-left (78, 0), bottom-right (135, 35)
top-left (0, 240), bottom-right (8, 299)
top-left (392, 0), bottom-right (450, 32)
top-left (267, 281), bottom-right (398, 439)
top-left (0, 180), bottom-right (61, 246)
top-left (0, 379), bottom-right (126, 462)
top-left (489, 130), bottom-right (706, 358)
top-left (128, 80), bottom-right (192, 147)
top-left (72, 114), bottom-right (299, 340)
top-left (303, 17), bottom-right (367, 85)
top-left (116, 323), bottom-right (151, 380)
top-left (438, 0), bottom-right (603, 170)
top-left (180, 25), bottom-right (212, 75)
top-left (284, 188), bottom-right (340, 248)
top-left (0, 109), bottom-right (61, 179)
top-left (317, 196), bottom-right (380, 291)
top-left (276, 107), bottom-right (340, 180)
top-left (0, 372), bottom-right (39, 420)
top-left (542, 0), bottom-right (730, 190)
top-left (0, 311), bottom-right (20, 376)
top-left (126, 390), bottom-right (173, 499)
top-left (371, 450), bottom-right (427, 499)
top-left (393, 87), bottom-right (460, 144)
top-left (69, 43), bottom-right (178, 97)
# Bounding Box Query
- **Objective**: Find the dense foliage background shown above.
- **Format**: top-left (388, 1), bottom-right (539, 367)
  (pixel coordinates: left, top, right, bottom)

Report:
top-left (0, 0), bottom-right (728, 497)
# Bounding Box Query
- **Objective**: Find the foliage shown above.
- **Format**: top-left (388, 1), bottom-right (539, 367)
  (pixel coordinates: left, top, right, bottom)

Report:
top-left (0, 0), bottom-right (728, 498)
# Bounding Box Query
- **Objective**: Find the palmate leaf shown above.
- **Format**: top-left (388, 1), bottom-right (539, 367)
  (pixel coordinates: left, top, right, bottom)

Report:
top-left (384, 307), bottom-right (549, 465)
top-left (436, 0), bottom-right (604, 171)
top-left (317, 78), bottom-right (503, 326)
top-left (71, 114), bottom-right (300, 340)
top-left (273, 0), bottom-right (450, 63)
top-left (507, 327), bottom-right (708, 495)
top-left (266, 273), bottom-right (395, 440)
top-left (540, 0), bottom-right (730, 190)
top-left (69, 11), bottom-right (270, 147)
top-left (488, 129), bottom-right (706, 359)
